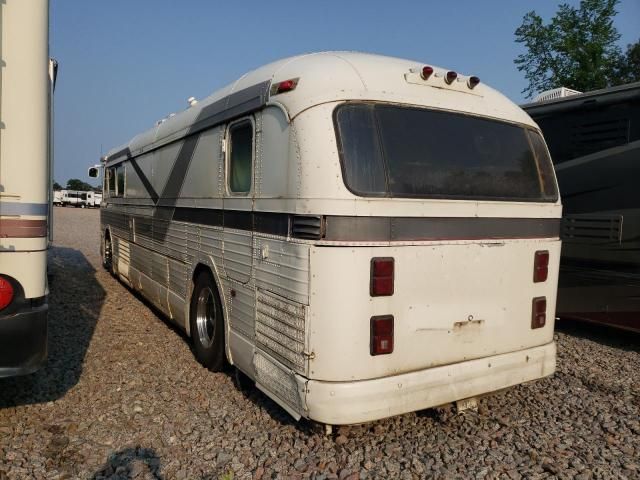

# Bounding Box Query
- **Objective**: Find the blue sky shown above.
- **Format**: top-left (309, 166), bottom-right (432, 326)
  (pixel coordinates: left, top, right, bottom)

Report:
top-left (50, 0), bottom-right (640, 186)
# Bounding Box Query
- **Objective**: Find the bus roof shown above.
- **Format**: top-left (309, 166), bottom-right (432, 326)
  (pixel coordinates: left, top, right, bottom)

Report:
top-left (104, 51), bottom-right (536, 165)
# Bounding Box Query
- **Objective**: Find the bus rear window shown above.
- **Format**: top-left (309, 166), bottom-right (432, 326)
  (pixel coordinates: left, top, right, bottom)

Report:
top-left (334, 103), bottom-right (558, 202)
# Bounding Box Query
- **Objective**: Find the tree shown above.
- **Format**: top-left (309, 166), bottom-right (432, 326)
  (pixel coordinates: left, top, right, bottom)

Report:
top-left (616, 39), bottom-right (640, 83)
top-left (514, 0), bottom-right (625, 98)
top-left (66, 178), bottom-right (93, 191)
top-left (53, 181), bottom-right (62, 190)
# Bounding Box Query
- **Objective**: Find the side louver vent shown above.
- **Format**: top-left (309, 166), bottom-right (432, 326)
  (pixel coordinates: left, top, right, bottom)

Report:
top-left (292, 215), bottom-right (324, 240)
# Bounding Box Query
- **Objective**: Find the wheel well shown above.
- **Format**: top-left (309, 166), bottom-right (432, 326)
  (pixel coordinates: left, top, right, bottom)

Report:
top-left (192, 263), bottom-right (215, 285)
top-left (190, 263), bottom-right (225, 342)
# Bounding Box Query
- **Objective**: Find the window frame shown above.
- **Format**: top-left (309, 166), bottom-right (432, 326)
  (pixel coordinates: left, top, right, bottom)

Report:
top-left (116, 163), bottom-right (126, 198)
top-left (107, 167), bottom-right (117, 197)
top-left (333, 101), bottom-right (559, 203)
top-left (225, 117), bottom-right (255, 196)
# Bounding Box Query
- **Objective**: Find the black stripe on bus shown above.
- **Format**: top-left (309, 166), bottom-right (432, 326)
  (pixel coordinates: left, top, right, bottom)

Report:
top-left (102, 206), bottom-right (560, 241)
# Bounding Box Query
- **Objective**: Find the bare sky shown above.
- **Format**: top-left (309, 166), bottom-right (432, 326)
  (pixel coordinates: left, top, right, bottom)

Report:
top-left (50, 0), bottom-right (640, 185)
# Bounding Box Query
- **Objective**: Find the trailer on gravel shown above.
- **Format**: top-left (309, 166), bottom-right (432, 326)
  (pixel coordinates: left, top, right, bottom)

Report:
top-left (0, 0), bottom-right (54, 377)
top-left (91, 52), bottom-right (561, 425)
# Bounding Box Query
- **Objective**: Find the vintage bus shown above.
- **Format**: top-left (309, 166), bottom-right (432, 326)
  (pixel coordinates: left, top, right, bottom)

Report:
top-left (91, 52), bottom-right (561, 425)
top-left (0, 0), bottom-right (53, 377)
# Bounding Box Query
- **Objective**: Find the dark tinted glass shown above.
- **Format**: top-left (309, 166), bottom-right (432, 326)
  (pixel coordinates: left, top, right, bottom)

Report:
top-left (334, 103), bottom-right (558, 201)
top-left (116, 165), bottom-right (125, 197)
top-left (229, 122), bottom-right (253, 193)
top-left (335, 104), bottom-right (387, 195)
top-left (527, 131), bottom-right (558, 198)
top-left (108, 168), bottom-right (116, 194)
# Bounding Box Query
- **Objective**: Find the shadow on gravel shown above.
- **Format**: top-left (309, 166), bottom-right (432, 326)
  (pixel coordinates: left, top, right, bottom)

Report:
top-left (557, 318), bottom-right (640, 352)
top-left (91, 447), bottom-right (163, 480)
top-left (0, 246), bottom-right (105, 407)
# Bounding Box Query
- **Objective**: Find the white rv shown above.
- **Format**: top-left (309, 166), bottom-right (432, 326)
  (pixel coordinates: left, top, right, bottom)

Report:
top-left (83, 191), bottom-right (102, 208)
top-left (61, 189), bottom-right (81, 207)
top-left (93, 52), bottom-right (561, 425)
top-left (0, 0), bottom-right (52, 377)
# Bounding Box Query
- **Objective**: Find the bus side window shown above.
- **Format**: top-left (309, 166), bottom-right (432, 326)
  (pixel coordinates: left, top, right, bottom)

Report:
top-left (107, 167), bottom-right (116, 196)
top-left (116, 164), bottom-right (125, 197)
top-left (227, 120), bottom-right (253, 194)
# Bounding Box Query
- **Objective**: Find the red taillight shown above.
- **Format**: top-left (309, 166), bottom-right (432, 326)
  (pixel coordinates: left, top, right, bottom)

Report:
top-left (370, 257), bottom-right (394, 296)
top-left (532, 297), bottom-right (546, 329)
top-left (271, 78), bottom-right (299, 95)
top-left (0, 277), bottom-right (14, 311)
top-left (445, 71), bottom-right (457, 84)
top-left (370, 315), bottom-right (394, 355)
top-left (421, 65), bottom-right (434, 80)
top-left (534, 250), bottom-right (549, 283)
top-left (468, 76), bottom-right (480, 89)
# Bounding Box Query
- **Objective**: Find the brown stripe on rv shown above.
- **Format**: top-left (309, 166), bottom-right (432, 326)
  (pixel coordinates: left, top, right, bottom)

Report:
top-left (0, 219), bottom-right (47, 238)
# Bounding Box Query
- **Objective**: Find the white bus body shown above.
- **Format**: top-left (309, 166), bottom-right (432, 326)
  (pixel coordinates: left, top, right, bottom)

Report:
top-left (53, 190), bottom-right (63, 206)
top-left (0, 0), bottom-right (51, 377)
top-left (95, 52), bottom-right (561, 424)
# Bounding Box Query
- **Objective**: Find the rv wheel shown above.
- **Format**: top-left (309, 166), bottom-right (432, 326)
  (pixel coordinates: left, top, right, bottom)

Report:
top-left (103, 234), bottom-right (113, 272)
top-left (189, 272), bottom-right (225, 372)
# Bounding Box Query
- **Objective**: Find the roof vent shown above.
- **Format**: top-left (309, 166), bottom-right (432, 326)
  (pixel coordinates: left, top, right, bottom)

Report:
top-left (188, 96), bottom-right (198, 107)
top-left (534, 87), bottom-right (582, 103)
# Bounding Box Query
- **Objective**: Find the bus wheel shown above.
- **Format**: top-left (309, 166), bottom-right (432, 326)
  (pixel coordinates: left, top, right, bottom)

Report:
top-left (190, 272), bottom-right (225, 372)
top-left (103, 234), bottom-right (113, 272)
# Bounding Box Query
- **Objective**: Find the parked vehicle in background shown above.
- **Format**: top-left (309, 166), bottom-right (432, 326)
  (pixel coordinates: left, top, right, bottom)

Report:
top-left (82, 191), bottom-right (102, 208)
top-left (91, 52), bottom-right (561, 425)
top-left (61, 190), bottom-right (81, 207)
top-left (53, 190), bottom-right (63, 206)
top-left (523, 82), bottom-right (640, 333)
top-left (60, 189), bottom-right (102, 208)
top-left (0, 0), bottom-right (53, 377)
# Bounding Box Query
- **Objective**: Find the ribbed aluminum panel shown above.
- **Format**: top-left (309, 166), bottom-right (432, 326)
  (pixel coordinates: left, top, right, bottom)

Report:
top-left (223, 229), bottom-right (252, 283)
top-left (256, 289), bottom-right (306, 374)
top-left (227, 284), bottom-right (255, 339)
top-left (254, 350), bottom-right (302, 413)
top-left (151, 251), bottom-right (169, 286)
top-left (168, 259), bottom-right (188, 299)
top-left (199, 224), bottom-right (223, 261)
top-left (117, 238), bottom-right (130, 263)
top-left (255, 237), bottom-right (309, 305)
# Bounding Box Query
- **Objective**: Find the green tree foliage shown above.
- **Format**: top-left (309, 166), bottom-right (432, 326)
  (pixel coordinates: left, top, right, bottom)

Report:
top-left (617, 39), bottom-right (640, 83)
top-left (515, 0), bottom-right (627, 98)
top-left (66, 178), bottom-right (93, 191)
top-left (52, 181), bottom-right (62, 190)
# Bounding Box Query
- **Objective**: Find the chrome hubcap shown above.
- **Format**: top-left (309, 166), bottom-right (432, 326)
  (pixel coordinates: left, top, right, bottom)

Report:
top-left (196, 287), bottom-right (216, 348)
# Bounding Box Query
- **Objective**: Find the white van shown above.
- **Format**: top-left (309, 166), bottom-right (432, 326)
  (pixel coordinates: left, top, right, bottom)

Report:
top-left (92, 52), bottom-right (561, 425)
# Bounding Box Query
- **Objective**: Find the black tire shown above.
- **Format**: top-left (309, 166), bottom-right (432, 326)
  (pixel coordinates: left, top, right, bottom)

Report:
top-left (103, 233), bottom-right (113, 272)
top-left (189, 272), bottom-right (225, 372)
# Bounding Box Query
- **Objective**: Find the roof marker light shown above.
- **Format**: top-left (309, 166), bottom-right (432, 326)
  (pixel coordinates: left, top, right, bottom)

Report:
top-left (270, 78), bottom-right (299, 96)
top-left (445, 71), bottom-right (458, 84)
top-left (468, 76), bottom-right (481, 89)
top-left (421, 66), bottom-right (434, 80)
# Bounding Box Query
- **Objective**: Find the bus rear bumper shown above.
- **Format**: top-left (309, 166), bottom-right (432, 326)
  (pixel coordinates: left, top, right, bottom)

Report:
top-left (304, 342), bottom-right (556, 425)
top-left (0, 301), bottom-right (48, 378)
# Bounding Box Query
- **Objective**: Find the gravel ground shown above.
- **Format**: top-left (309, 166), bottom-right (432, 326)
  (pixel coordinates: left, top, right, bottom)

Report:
top-left (1, 207), bottom-right (639, 480)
